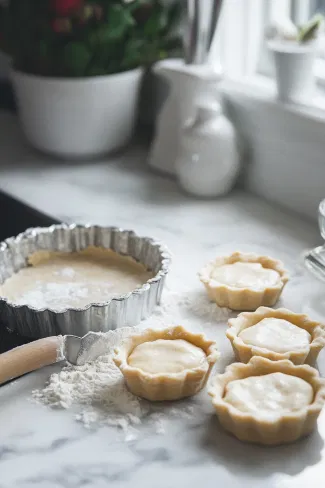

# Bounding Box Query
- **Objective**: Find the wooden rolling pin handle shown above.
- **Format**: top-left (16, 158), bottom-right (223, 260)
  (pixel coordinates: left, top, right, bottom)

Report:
top-left (0, 336), bottom-right (63, 385)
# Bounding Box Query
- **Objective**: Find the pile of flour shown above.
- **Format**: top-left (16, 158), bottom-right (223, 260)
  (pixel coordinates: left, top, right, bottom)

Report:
top-left (32, 287), bottom-right (230, 439)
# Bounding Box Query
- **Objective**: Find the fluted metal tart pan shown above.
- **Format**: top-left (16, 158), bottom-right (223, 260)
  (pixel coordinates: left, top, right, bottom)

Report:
top-left (0, 224), bottom-right (170, 338)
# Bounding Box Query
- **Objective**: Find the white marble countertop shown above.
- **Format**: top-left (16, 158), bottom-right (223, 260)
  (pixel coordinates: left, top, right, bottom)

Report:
top-left (1, 112), bottom-right (325, 488)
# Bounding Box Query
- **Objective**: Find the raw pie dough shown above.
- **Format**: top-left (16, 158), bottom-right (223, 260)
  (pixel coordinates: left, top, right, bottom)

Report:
top-left (128, 339), bottom-right (208, 374)
top-left (199, 252), bottom-right (289, 311)
top-left (211, 262), bottom-right (281, 290)
top-left (227, 307), bottom-right (325, 365)
top-left (0, 247), bottom-right (153, 311)
top-left (239, 318), bottom-right (311, 353)
top-left (209, 356), bottom-right (325, 445)
top-left (224, 372), bottom-right (313, 419)
top-left (114, 326), bottom-right (219, 401)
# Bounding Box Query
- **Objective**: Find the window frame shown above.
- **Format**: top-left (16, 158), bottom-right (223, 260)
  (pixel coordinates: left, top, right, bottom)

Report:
top-left (209, 0), bottom-right (325, 85)
top-left (208, 0), bottom-right (265, 79)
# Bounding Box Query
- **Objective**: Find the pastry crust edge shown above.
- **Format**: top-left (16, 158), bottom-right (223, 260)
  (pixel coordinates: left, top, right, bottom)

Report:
top-left (208, 356), bottom-right (325, 445)
top-left (226, 306), bottom-right (325, 365)
top-left (198, 252), bottom-right (289, 311)
top-left (113, 325), bottom-right (219, 401)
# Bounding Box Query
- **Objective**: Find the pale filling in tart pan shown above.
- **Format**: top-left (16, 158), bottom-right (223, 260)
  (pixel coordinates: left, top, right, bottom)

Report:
top-left (211, 262), bottom-right (281, 290)
top-left (114, 326), bottom-right (219, 402)
top-left (227, 307), bottom-right (325, 365)
top-left (128, 339), bottom-right (208, 375)
top-left (0, 247), bottom-right (153, 311)
top-left (224, 372), bottom-right (313, 420)
top-left (239, 318), bottom-right (311, 354)
top-left (209, 357), bottom-right (325, 445)
top-left (199, 252), bottom-right (289, 311)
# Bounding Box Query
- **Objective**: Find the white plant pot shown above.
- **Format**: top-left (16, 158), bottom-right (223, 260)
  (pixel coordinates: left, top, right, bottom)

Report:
top-left (12, 68), bottom-right (143, 159)
top-left (269, 40), bottom-right (316, 104)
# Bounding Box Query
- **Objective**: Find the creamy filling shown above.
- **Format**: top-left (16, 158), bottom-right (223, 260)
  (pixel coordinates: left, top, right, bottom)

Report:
top-left (224, 372), bottom-right (313, 419)
top-left (210, 262), bottom-right (280, 290)
top-left (127, 339), bottom-right (208, 374)
top-left (239, 318), bottom-right (311, 353)
top-left (0, 247), bottom-right (153, 311)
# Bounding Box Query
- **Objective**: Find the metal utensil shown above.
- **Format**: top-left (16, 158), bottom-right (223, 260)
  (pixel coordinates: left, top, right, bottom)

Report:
top-left (184, 0), bottom-right (224, 64)
top-left (63, 331), bottom-right (113, 366)
top-left (0, 329), bottom-right (132, 385)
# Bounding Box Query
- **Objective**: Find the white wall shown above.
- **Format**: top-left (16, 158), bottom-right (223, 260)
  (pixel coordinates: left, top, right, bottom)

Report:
top-left (222, 81), bottom-right (325, 222)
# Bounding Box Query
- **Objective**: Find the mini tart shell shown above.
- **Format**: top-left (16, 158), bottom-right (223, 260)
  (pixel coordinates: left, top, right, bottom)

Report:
top-left (226, 307), bottom-right (325, 365)
top-left (113, 325), bottom-right (219, 401)
top-left (208, 356), bottom-right (325, 445)
top-left (198, 252), bottom-right (289, 311)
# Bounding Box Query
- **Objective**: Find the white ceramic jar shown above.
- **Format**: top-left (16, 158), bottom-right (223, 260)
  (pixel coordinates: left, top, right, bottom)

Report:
top-left (175, 99), bottom-right (239, 198)
top-left (12, 68), bottom-right (143, 159)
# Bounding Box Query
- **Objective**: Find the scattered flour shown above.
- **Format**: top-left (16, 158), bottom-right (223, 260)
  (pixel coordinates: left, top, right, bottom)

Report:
top-left (54, 267), bottom-right (76, 278)
top-left (32, 288), bottom-right (230, 439)
top-left (17, 282), bottom-right (89, 310)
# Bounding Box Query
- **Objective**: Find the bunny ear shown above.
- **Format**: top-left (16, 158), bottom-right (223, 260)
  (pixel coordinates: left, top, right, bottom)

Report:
top-left (265, 18), bottom-right (299, 42)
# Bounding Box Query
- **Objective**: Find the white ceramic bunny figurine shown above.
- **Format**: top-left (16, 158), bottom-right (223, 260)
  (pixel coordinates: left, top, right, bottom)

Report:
top-left (148, 59), bottom-right (220, 175)
top-left (175, 84), bottom-right (240, 198)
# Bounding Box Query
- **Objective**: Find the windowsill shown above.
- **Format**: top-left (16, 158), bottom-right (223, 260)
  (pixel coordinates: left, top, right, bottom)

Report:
top-left (221, 75), bottom-right (325, 222)
top-left (223, 73), bottom-right (325, 123)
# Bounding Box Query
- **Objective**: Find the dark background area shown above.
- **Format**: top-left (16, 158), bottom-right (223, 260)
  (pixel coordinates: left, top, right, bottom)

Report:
top-left (0, 79), bottom-right (15, 112)
top-left (0, 191), bottom-right (58, 352)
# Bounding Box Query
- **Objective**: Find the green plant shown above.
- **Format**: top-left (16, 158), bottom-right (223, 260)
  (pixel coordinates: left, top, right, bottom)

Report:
top-left (0, 0), bottom-right (183, 77)
top-left (298, 14), bottom-right (324, 43)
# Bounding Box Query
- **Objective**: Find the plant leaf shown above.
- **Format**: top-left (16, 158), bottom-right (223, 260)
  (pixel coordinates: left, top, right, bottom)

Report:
top-left (2, 0), bottom-right (183, 76)
top-left (298, 14), bottom-right (324, 43)
top-left (106, 4), bottom-right (135, 40)
top-left (165, 1), bottom-right (183, 35)
top-left (63, 42), bottom-right (92, 76)
top-left (144, 4), bottom-right (168, 38)
top-left (86, 65), bottom-right (107, 76)
top-left (122, 38), bottom-right (146, 69)
top-left (160, 36), bottom-right (183, 53)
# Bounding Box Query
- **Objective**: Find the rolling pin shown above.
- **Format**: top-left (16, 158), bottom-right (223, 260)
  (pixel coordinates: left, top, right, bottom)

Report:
top-left (0, 330), bottom-right (112, 385)
top-left (0, 336), bottom-right (63, 385)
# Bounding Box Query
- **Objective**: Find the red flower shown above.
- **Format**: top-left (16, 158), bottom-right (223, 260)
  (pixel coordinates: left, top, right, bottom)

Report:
top-left (51, 0), bottom-right (82, 16)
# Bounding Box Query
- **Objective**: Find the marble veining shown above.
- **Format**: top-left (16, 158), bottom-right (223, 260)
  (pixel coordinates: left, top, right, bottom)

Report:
top-left (0, 113), bottom-right (324, 487)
